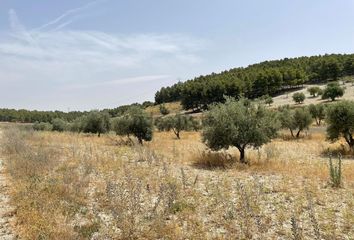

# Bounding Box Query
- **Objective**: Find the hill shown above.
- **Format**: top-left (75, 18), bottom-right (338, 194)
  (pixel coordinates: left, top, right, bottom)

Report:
top-left (155, 54), bottom-right (354, 110)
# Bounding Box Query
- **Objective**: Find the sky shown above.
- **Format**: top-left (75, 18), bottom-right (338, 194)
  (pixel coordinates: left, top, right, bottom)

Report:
top-left (0, 0), bottom-right (354, 111)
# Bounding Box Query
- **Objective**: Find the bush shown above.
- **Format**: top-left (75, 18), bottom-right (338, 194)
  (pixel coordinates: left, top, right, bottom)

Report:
top-left (82, 111), bottom-right (110, 137)
top-left (33, 122), bottom-right (53, 131)
top-left (68, 117), bottom-right (84, 133)
top-left (202, 98), bottom-right (280, 164)
top-left (141, 101), bottom-right (154, 108)
top-left (278, 106), bottom-right (313, 138)
top-left (328, 154), bottom-right (342, 188)
top-left (159, 104), bottom-right (170, 115)
top-left (263, 95), bottom-right (274, 106)
top-left (192, 151), bottom-right (236, 169)
top-left (326, 101), bottom-right (354, 148)
top-left (51, 118), bottom-right (68, 132)
top-left (321, 82), bottom-right (345, 101)
top-left (292, 92), bottom-right (305, 104)
top-left (307, 87), bottom-right (322, 97)
top-left (308, 104), bottom-right (326, 126)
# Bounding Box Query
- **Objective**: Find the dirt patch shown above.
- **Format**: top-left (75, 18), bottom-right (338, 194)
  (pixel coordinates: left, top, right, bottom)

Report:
top-left (0, 159), bottom-right (16, 239)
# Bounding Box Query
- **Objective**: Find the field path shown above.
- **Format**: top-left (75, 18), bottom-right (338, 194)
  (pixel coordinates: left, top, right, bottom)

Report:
top-left (0, 132), bottom-right (16, 239)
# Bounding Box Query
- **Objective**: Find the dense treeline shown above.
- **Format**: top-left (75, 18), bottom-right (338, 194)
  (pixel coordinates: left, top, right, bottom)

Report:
top-left (0, 109), bottom-right (87, 123)
top-left (0, 101), bottom-right (155, 124)
top-left (155, 54), bottom-right (354, 110)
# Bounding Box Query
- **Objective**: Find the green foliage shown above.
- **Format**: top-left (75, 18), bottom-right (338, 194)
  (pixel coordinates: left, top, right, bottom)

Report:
top-left (0, 108), bottom-right (86, 124)
top-left (308, 104), bottom-right (326, 126)
top-left (292, 92), bottom-right (306, 104)
top-left (278, 106), bottom-right (313, 138)
top-left (68, 117), bottom-right (84, 133)
top-left (81, 111), bottom-right (111, 137)
top-left (326, 101), bottom-right (354, 148)
top-left (321, 82), bottom-right (345, 101)
top-left (141, 101), bottom-right (154, 108)
top-left (328, 154), bottom-right (342, 188)
top-left (264, 96), bottom-right (274, 106)
top-left (202, 98), bottom-right (280, 163)
top-left (155, 114), bottom-right (197, 139)
top-left (155, 54), bottom-right (354, 110)
top-left (260, 95), bottom-right (274, 106)
top-left (51, 118), bottom-right (68, 132)
top-left (114, 107), bottom-right (153, 144)
top-left (307, 86), bottom-right (322, 97)
top-left (33, 122), bottom-right (53, 131)
top-left (111, 116), bottom-right (131, 136)
top-left (159, 104), bottom-right (170, 115)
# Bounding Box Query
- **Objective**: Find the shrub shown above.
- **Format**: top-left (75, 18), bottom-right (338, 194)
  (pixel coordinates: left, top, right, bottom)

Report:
top-left (328, 153), bottom-right (342, 188)
top-left (321, 82), bottom-right (345, 101)
top-left (51, 118), bottom-right (68, 132)
top-left (156, 114), bottom-right (195, 139)
top-left (202, 98), bottom-right (280, 164)
top-left (307, 87), bottom-right (322, 97)
top-left (192, 151), bottom-right (236, 169)
top-left (159, 104), bottom-right (170, 115)
top-left (33, 122), bottom-right (53, 131)
top-left (326, 101), bottom-right (354, 148)
top-left (292, 92), bottom-right (305, 104)
top-left (308, 104), bottom-right (326, 126)
top-left (142, 101), bottom-right (154, 108)
top-left (264, 95), bottom-right (274, 106)
top-left (68, 117), bottom-right (84, 133)
top-left (82, 111), bottom-right (110, 137)
top-left (278, 106), bottom-right (313, 138)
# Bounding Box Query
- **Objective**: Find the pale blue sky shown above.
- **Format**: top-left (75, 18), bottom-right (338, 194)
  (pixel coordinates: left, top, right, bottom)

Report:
top-left (0, 0), bottom-right (353, 111)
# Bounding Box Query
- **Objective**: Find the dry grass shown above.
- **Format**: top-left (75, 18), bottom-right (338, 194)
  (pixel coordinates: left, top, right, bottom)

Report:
top-left (145, 102), bottom-right (183, 117)
top-left (1, 124), bottom-right (354, 239)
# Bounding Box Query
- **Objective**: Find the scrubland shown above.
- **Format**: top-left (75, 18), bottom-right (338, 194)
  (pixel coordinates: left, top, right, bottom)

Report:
top-left (1, 124), bottom-right (354, 239)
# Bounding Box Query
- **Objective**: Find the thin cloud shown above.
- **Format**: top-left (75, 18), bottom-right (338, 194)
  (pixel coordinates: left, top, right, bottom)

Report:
top-left (0, 9), bottom-right (206, 110)
top-left (8, 9), bottom-right (35, 45)
top-left (66, 75), bottom-right (171, 90)
top-left (33, 0), bottom-right (107, 32)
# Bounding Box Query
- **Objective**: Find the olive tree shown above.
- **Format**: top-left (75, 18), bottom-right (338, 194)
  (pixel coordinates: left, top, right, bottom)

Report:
top-left (308, 104), bottom-right (326, 126)
top-left (326, 101), bottom-right (354, 148)
top-left (156, 114), bottom-right (196, 139)
top-left (82, 111), bottom-right (110, 137)
top-left (111, 116), bottom-right (131, 137)
top-left (68, 117), bottom-right (85, 133)
top-left (307, 86), bottom-right (322, 97)
top-left (292, 92), bottom-right (306, 104)
top-left (159, 104), bottom-right (170, 115)
top-left (115, 107), bottom-right (153, 144)
top-left (278, 106), bottom-right (313, 138)
top-left (202, 98), bottom-right (280, 164)
top-left (321, 82), bottom-right (345, 101)
top-left (51, 118), bottom-right (68, 132)
top-left (33, 122), bottom-right (53, 131)
top-left (263, 95), bottom-right (274, 106)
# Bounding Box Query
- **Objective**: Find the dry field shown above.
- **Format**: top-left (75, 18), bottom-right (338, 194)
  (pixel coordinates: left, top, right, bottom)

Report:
top-left (0, 124), bottom-right (354, 239)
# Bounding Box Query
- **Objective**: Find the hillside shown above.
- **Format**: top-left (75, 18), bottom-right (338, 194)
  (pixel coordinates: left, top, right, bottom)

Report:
top-left (1, 54), bottom-right (354, 124)
top-left (271, 81), bottom-right (354, 108)
top-left (155, 54), bottom-right (354, 110)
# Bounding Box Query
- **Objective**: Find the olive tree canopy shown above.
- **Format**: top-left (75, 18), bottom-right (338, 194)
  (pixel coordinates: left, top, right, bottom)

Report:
top-left (202, 98), bottom-right (280, 163)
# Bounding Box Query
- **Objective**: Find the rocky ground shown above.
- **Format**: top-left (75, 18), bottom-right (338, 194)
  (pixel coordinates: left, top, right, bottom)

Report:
top-left (0, 159), bottom-right (16, 240)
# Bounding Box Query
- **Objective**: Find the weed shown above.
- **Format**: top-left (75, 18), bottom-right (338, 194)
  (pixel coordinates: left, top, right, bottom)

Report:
top-left (328, 153), bottom-right (342, 188)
